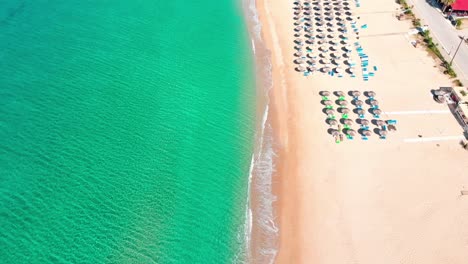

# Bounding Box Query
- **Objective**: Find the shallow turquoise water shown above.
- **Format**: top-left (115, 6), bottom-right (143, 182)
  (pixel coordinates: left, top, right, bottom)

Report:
top-left (0, 0), bottom-right (254, 263)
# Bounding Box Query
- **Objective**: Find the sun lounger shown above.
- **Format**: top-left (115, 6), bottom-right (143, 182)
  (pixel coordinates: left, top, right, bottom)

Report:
top-left (347, 135), bottom-right (354, 140)
top-left (373, 66), bottom-right (378, 71)
top-left (387, 119), bottom-right (397, 125)
top-left (362, 136), bottom-right (368, 140)
top-left (380, 136), bottom-right (386, 140)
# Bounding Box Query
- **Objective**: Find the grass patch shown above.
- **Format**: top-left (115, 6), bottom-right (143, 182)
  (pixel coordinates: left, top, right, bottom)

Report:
top-left (456, 19), bottom-right (462, 29)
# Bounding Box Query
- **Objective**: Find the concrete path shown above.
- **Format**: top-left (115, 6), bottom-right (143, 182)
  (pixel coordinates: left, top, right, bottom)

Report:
top-left (408, 0), bottom-right (468, 83)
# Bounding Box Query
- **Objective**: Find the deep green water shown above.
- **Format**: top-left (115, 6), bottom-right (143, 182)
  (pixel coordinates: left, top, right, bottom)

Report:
top-left (0, 0), bottom-right (255, 263)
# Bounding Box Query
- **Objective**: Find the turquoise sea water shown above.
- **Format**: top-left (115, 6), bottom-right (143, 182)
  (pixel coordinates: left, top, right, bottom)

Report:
top-left (0, 0), bottom-right (254, 263)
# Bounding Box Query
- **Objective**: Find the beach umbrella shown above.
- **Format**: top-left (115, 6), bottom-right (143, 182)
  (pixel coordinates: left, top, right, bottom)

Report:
top-left (354, 100), bottom-right (364, 106)
top-left (321, 91), bottom-right (331, 96)
top-left (363, 130), bottom-right (372, 136)
top-left (367, 91), bottom-right (376, 97)
top-left (352, 91), bottom-right (361, 97)
top-left (294, 21), bottom-right (302, 26)
top-left (360, 119), bottom-right (370, 126)
top-left (345, 45), bottom-right (352, 51)
top-left (335, 67), bottom-right (343, 73)
top-left (295, 26), bottom-right (302, 31)
top-left (344, 119), bottom-right (353, 125)
top-left (324, 100), bottom-right (332, 105)
top-left (322, 66), bottom-right (331, 72)
top-left (340, 107), bottom-right (350, 114)
top-left (295, 38), bottom-right (303, 44)
top-left (317, 33), bottom-right (325, 38)
top-left (339, 100), bottom-right (348, 106)
top-left (348, 67), bottom-right (354, 73)
top-left (347, 129), bottom-right (356, 136)
top-left (370, 100), bottom-right (379, 106)
top-left (346, 59), bottom-right (355, 65)
top-left (294, 45), bottom-right (302, 50)
top-left (307, 66), bottom-right (317, 72)
top-left (373, 109), bottom-right (382, 115)
top-left (320, 46), bottom-right (329, 52)
top-left (306, 45), bottom-right (314, 51)
top-left (376, 120), bottom-right (386, 126)
top-left (307, 53), bottom-right (315, 58)
top-left (304, 11), bottom-right (311, 15)
top-left (294, 10), bottom-right (300, 15)
top-left (329, 119), bottom-right (338, 126)
top-left (335, 91), bottom-right (344, 96)
top-left (379, 130), bottom-right (388, 136)
top-left (320, 57), bottom-right (330, 64)
top-left (317, 39), bottom-right (325, 44)
top-left (295, 58), bottom-right (305, 64)
top-left (294, 51), bottom-right (304, 57)
top-left (296, 66), bottom-right (306, 72)
top-left (331, 52), bottom-right (341, 59)
top-left (357, 109), bottom-right (365, 115)
top-left (326, 109), bottom-right (335, 115)
top-left (307, 59), bottom-right (317, 65)
top-left (306, 27), bottom-right (314, 33)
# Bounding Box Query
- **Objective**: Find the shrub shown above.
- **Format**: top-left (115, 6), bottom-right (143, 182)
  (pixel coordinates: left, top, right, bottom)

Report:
top-left (455, 19), bottom-right (462, 29)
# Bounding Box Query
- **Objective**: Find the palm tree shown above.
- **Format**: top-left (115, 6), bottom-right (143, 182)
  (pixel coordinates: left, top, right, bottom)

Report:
top-left (440, 0), bottom-right (456, 12)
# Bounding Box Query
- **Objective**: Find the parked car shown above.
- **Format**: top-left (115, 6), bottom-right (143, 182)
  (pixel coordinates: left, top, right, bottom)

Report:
top-left (447, 15), bottom-right (457, 25)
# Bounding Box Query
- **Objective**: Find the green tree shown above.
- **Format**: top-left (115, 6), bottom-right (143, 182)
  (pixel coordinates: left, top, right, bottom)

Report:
top-left (441, 0), bottom-right (456, 12)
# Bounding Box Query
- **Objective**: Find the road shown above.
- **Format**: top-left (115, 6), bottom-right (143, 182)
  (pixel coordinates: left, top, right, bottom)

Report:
top-left (408, 0), bottom-right (468, 83)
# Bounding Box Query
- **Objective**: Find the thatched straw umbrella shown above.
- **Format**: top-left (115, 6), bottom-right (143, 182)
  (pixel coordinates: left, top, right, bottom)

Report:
top-left (355, 100), bottom-right (364, 106)
top-left (347, 129), bottom-right (356, 136)
top-left (328, 119), bottom-right (338, 126)
top-left (373, 109), bottom-right (382, 115)
top-left (335, 91), bottom-right (344, 96)
top-left (380, 130), bottom-right (388, 136)
top-left (367, 91), bottom-right (376, 97)
top-left (344, 119), bottom-right (353, 125)
top-left (360, 119), bottom-right (370, 126)
top-left (376, 120), bottom-right (386, 126)
top-left (326, 109), bottom-right (335, 115)
top-left (352, 91), bottom-right (361, 97)
top-left (321, 91), bottom-right (331, 96)
top-left (363, 130), bottom-right (372, 136)
top-left (357, 109), bottom-right (365, 115)
top-left (370, 100), bottom-right (379, 106)
top-left (340, 107), bottom-right (350, 114)
top-left (339, 100), bottom-right (348, 106)
top-left (324, 100), bottom-right (332, 105)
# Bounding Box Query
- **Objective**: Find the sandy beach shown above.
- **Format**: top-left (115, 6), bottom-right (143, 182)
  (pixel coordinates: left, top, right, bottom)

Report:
top-left (254, 0), bottom-right (468, 263)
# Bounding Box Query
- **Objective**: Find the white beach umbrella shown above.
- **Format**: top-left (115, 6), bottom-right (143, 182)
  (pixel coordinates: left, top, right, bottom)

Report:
top-left (348, 67), bottom-right (354, 73)
top-left (344, 45), bottom-right (352, 51)
top-left (335, 67), bottom-right (343, 73)
top-left (317, 33), bottom-right (325, 38)
top-left (320, 57), bottom-right (330, 64)
top-left (296, 66), bottom-right (306, 72)
top-left (295, 38), bottom-right (303, 44)
top-left (320, 46), bottom-right (329, 52)
top-left (294, 51), bottom-right (304, 57)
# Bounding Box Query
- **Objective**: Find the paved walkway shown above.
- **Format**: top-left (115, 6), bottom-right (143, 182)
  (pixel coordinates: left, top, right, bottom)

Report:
top-left (408, 0), bottom-right (468, 84)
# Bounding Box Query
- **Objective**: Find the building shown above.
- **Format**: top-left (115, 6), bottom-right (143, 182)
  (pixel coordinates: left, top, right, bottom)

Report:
top-left (446, 0), bottom-right (468, 17)
top-left (448, 87), bottom-right (468, 134)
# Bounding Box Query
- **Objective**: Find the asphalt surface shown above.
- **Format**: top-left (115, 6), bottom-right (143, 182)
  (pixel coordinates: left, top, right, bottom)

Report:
top-left (408, 0), bottom-right (468, 83)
